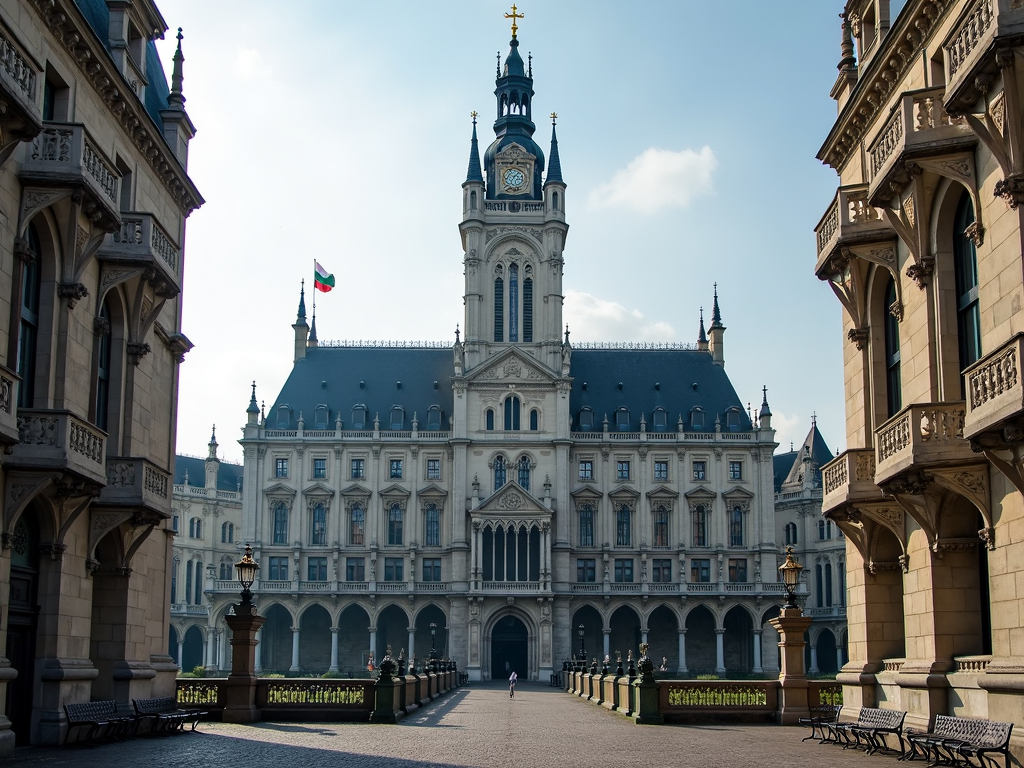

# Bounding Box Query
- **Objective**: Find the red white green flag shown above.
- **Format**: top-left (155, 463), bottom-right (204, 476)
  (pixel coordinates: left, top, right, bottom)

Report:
top-left (314, 261), bottom-right (335, 293)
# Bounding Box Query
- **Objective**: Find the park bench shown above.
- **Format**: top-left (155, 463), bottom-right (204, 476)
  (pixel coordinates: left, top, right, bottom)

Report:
top-left (133, 696), bottom-right (206, 734)
top-left (825, 706), bottom-right (906, 756)
top-left (904, 715), bottom-right (1013, 768)
top-left (63, 700), bottom-right (136, 745)
top-left (799, 704), bottom-right (842, 742)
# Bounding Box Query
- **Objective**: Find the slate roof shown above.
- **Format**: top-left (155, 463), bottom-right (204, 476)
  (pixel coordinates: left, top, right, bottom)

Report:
top-left (173, 454), bottom-right (244, 493)
top-left (778, 423), bottom-right (834, 492)
top-left (773, 451), bottom-right (799, 494)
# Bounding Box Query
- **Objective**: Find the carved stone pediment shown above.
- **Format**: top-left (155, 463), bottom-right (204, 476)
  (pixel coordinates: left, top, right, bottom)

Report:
top-left (262, 483), bottom-right (296, 499)
top-left (646, 485), bottom-right (680, 500)
top-left (339, 482), bottom-right (371, 497)
top-left (495, 142), bottom-right (536, 163)
top-left (476, 485), bottom-right (548, 515)
top-left (683, 486), bottom-right (716, 502)
top-left (302, 482), bottom-right (335, 499)
top-left (379, 483), bottom-right (411, 498)
top-left (417, 483), bottom-right (448, 500)
top-left (570, 485), bottom-right (603, 501)
top-left (467, 347), bottom-right (554, 384)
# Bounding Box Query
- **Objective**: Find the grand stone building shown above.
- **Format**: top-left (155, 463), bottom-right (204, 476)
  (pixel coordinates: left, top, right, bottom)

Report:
top-left (0, 0), bottom-right (201, 751)
top-left (816, 0), bottom-right (1024, 748)
top-left (199, 21), bottom-right (798, 684)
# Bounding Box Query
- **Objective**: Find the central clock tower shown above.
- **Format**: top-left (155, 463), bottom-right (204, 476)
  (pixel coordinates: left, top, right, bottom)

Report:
top-left (458, 24), bottom-right (568, 376)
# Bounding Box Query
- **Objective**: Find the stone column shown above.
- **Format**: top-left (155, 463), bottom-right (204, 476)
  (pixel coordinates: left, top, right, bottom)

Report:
top-left (407, 628), bottom-right (416, 664)
top-left (330, 628), bottom-right (340, 673)
top-left (254, 628), bottom-right (262, 673)
top-left (640, 630), bottom-right (649, 645)
top-left (809, 643), bottom-right (819, 675)
top-left (752, 629), bottom-right (763, 674)
top-left (290, 627), bottom-right (301, 672)
top-left (602, 628), bottom-right (611, 660)
top-left (836, 643), bottom-right (844, 672)
top-left (0, 657), bottom-right (16, 756)
top-left (177, 640), bottom-right (184, 668)
top-left (369, 627), bottom-right (377, 663)
top-left (206, 627), bottom-right (216, 668)
top-left (677, 629), bottom-right (688, 676)
top-left (223, 604), bottom-right (267, 724)
top-left (769, 607), bottom-right (813, 725)
top-left (714, 628), bottom-right (726, 675)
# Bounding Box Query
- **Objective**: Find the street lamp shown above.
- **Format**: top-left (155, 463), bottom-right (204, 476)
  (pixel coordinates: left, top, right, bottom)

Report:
top-left (578, 623), bottom-right (586, 661)
top-left (429, 622), bottom-right (438, 669)
top-left (778, 545), bottom-right (803, 609)
top-left (234, 543), bottom-right (260, 612)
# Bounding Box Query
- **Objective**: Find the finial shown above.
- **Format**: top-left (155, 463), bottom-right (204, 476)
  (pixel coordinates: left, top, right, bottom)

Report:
top-left (812, 411), bottom-right (817, 427)
top-left (564, 324), bottom-right (570, 344)
top-left (470, 110), bottom-right (478, 123)
top-left (167, 27), bottom-right (186, 110)
top-left (455, 323), bottom-right (461, 343)
top-left (528, 52), bottom-right (532, 77)
top-left (839, 12), bottom-right (857, 72)
top-left (261, 400), bottom-right (266, 422)
top-left (762, 385), bottom-right (769, 405)
top-left (210, 424), bottom-right (217, 442)
top-left (247, 381), bottom-right (259, 414)
top-left (550, 111), bottom-right (557, 125)
top-left (497, 52), bottom-right (501, 77)
top-left (697, 307), bottom-right (707, 344)
top-left (505, 4), bottom-right (524, 39)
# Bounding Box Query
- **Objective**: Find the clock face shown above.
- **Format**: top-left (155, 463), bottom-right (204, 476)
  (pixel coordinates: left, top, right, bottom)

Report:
top-left (502, 167), bottom-right (527, 192)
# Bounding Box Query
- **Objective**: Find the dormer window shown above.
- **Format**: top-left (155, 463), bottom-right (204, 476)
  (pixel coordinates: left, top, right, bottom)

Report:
top-left (690, 407), bottom-right (705, 431)
top-left (725, 407), bottom-right (741, 431)
top-left (615, 407), bottom-right (630, 431)
top-left (351, 405), bottom-right (368, 430)
top-left (389, 406), bottom-right (404, 430)
top-left (579, 407), bottom-right (594, 431)
top-left (277, 405), bottom-right (293, 428)
top-left (426, 405), bottom-right (442, 431)
top-left (652, 407), bottom-right (668, 432)
top-left (314, 404), bottom-right (329, 430)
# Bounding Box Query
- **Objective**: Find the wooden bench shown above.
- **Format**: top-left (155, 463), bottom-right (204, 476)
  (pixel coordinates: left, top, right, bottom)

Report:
top-left (905, 715), bottom-right (1013, 768)
top-left (133, 696), bottom-right (206, 734)
top-left (63, 700), bottom-right (136, 745)
top-left (799, 704), bottom-right (842, 743)
top-left (826, 706), bottom-right (907, 756)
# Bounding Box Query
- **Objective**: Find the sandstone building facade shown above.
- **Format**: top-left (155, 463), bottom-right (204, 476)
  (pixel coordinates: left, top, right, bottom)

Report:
top-left (0, 0), bottom-right (200, 751)
top-left (816, 0), bottom-right (1024, 748)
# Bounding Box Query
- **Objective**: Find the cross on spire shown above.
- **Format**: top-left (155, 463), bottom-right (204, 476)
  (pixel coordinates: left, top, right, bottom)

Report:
top-left (470, 110), bottom-right (478, 122)
top-left (550, 111), bottom-right (558, 124)
top-left (505, 4), bottom-right (524, 38)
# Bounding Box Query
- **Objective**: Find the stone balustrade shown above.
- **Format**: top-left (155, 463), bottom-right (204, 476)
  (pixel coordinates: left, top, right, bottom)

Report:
top-left (8, 408), bottom-right (107, 486)
top-left (874, 401), bottom-right (973, 484)
top-left (98, 456), bottom-right (172, 515)
top-left (964, 333), bottom-right (1024, 444)
top-left (100, 211), bottom-right (182, 293)
top-left (821, 448), bottom-right (881, 514)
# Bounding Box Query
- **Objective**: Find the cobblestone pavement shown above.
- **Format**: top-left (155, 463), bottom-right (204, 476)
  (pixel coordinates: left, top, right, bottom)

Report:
top-left (6, 683), bottom-right (903, 768)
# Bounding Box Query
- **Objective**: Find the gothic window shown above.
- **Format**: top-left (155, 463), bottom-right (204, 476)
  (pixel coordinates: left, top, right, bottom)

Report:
top-left (273, 502), bottom-right (288, 545)
top-left (310, 502), bottom-right (327, 546)
top-left (171, 558), bottom-right (178, 603)
top-left (389, 406), bottom-right (404, 430)
top-left (692, 505), bottom-right (708, 547)
top-left (825, 562), bottom-right (833, 607)
top-left (509, 263), bottom-right (519, 342)
top-left (884, 276), bottom-right (902, 418)
top-left (815, 563), bottom-right (824, 608)
top-left (653, 505), bottom-right (669, 547)
top-left (504, 396), bottom-right (521, 430)
top-left (616, 505), bottom-right (631, 546)
top-left (529, 409), bottom-right (538, 431)
top-left (494, 456), bottom-right (507, 490)
top-left (523, 275), bottom-right (533, 342)
top-left (194, 559), bottom-right (203, 604)
top-left (579, 407), bottom-right (594, 431)
top-left (184, 561), bottom-right (192, 604)
top-left (615, 407), bottom-right (630, 431)
top-left (95, 301), bottom-right (111, 430)
top-left (690, 407), bottom-right (705, 430)
top-left (784, 522), bottom-right (798, 545)
top-left (517, 456), bottom-right (530, 491)
top-left (17, 225), bottom-right (41, 408)
top-left (387, 503), bottom-right (403, 546)
top-left (652, 407), bottom-right (668, 432)
top-left (494, 270), bottom-right (504, 342)
top-left (425, 504), bottom-right (440, 547)
top-left (349, 503), bottom-right (364, 545)
top-left (314, 404), bottom-right (329, 429)
top-left (579, 504), bottom-right (594, 547)
top-left (426, 405), bottom-right (442, 431)
top-left (954, 191), bottom-right (982, 382)
top-left (351, 405), bottom-right (368, 429)
top-left (189, 517), bottom-right (203, 539)
top-left (221, 522), bottom-right (234, 544)
top-left (220, 560), bottom-right (231, 580)
top-left (486, 409), bottom-right (495, 430)
top-left (729, 506), bottom-right (743, 546)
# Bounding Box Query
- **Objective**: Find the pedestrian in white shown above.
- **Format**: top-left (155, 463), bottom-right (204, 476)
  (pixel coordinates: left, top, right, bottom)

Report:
top-left (509, 670), bottom-right (518, 698)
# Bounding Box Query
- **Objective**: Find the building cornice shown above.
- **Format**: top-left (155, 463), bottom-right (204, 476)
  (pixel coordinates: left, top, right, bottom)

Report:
top-left (30, 0), bottom-right (204, 215)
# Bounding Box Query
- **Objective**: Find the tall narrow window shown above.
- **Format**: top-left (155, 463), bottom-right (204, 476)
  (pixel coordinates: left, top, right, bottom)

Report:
top-left (579, 504), bottom-right (594, 547)
top-left (954, 192), bottom-right (981, 389)
top-left (504, 396), bottom-right (520, 430)
top-left (729, 506), bottom-right (743, 546)
top-left (311, 502), bottom-right (327, 546)
top-left (171, 559), bottom-right (178, 603)
top-left (692, 505), bottom-right (708, 547)
top-left (351, 405), bottom-right (367, 429)
top-left (616, 505), bottom-right (631, 546)
top-left (350, 503), bottom-right (365, 545)
top-left (815, 563), bottom-right (824, 608)
top-left (825, 562), bottom-right (834, 607)
top-left (387, 504), bottom-right (403, 545)
top-left (273, 502), bottom-right (288, 545)
top-left (884, 276), bottom-right (902, 417)
top-left (494, 275), bottom-right (504, 342)
top-left (17, 226), bottom-right (41, 408)
top-left (523, 276), bottom-right (533, 342)
top-left (517, 456), bottom-right (530, 491)
top-left (194, 560), bottom-right (203, 604)
top-left (425, 504), bottom-right (440, 546)
top-left (95, 302), bottom-right (111, 430)
top-left (529, 409), bottom-right (538, 431)
top-left (184, 561), bottom-right (192, 604)
top-left (486, 409), bottom-right (495, 430)
top-left (653, 505), bottom-right (669, 547)
top-left (509, 263), bottom-right (519, 342)
top-left (494, 456), bottom-right (507, 489)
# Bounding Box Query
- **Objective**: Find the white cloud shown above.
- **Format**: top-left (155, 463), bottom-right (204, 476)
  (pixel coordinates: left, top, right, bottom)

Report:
top-left (588, 146), bottom-right (717, 213)
top-left (564, 289), bottom-right (675, 342)
top-left (234, 47), bottom-right (266, 78)
top-left (771, 411), bottom-right (808, 455)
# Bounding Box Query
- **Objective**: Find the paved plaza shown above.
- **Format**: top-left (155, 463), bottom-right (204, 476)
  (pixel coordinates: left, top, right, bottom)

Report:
top-left (6, 683), bottom-right (901, 768)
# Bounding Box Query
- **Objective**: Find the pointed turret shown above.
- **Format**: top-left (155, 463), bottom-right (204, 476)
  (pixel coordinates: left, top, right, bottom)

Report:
top-left (759, 385), bottom-right (772, 429)
top-left (696, 307), bottom-right (708, 351)
top-left (246, 381), bottom-right (259, 425)
top-left (292, 281), bottom-right (309, 362)
top-left (708, 284), bottom-right (726, 368)
top-left (780, 420), bottom-right (833, 492)
top-left (466, 113), bottom-right (484, 184)
top-left (159, 28), bottom-right (197, 168)
top-left (168, 28), bottom-right (186, 111)
top-left (545, 115), bottom-right (563, 185)
top-left (309, 309), bottom-right (319, 347)
top-left (205, 424), bottom-right (220, 490)
top-left (544, 113), bottom-right (566, 219)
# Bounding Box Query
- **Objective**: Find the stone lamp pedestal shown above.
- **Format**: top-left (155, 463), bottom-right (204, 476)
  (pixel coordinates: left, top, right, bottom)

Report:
top-left (769, 606), bottom-right (813, 725)
top-left (223, 602), bottom-right (266, 724)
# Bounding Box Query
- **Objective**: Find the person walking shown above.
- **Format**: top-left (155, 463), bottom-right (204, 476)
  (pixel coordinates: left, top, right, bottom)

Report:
top-left (509, 670), bottom-right (518, 698)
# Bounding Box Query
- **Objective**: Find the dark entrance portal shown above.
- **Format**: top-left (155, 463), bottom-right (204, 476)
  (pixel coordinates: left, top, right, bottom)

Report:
top-left (6, 516), bottom-right (38, 746)
top-left (491, 615), bottom-right (528, 680)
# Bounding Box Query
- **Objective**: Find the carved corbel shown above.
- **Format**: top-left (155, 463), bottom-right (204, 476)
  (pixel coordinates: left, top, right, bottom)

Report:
top-left (928, 466), bottom-right (994, 549)
top-left (57, 281), bottom-right (89, 309)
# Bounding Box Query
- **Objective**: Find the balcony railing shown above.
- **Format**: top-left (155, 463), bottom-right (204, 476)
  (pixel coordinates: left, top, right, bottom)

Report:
top-left (171, 604), bottom-right (207, 615)
top-left (97, 457), bottom-right (172, 515)
top-left (99, 212), bottom-right (181, 293)
top-left (942, 0), bottom-right (1024, 103)
top-left (867, 87), bottom-right (974, 203)
top-left (807, 605), bottom-right (847, 619)
top-left (814, 184), bottom-right (894, 276)
top-left (964, 333), bottom-right (1024, 444)
top-left (9, 409), bottom-right (106, 485)
top-left (19, 123), bottom-right (120, 227)
top-left (821, 448), bottom-right (882, 514)
top-left (874, 401), bottom-right (973, 483)
top-left (0, 24), bottom-right (41, 149)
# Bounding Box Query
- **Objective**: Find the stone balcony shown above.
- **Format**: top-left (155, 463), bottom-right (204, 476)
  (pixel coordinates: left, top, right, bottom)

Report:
top-left (807, 605), bottom-right (847, 620)
top-left (867, 87), bottom-right (976, 206)
top-left (943, 0), bottom-right (1024, 107)
top-left (814, 185), bottom-right (896, 278)
top-left (98, 212), bottom-right (182, 296)
top-left (18, 122), bottom-right (121, 230)
top-left (8, 409), bottom-right (106, 486)
top-left (96, 457), bottom-right (172, 516)
top-left (963, 333), bottom-right (1024, 448)
top-left (874, 401), bottom-right (974, 486)
top-left (0, 23), bottom-right (42, 163)
top-left (821, 449), bottom-right (884, 515)
top-left (0, 364), bottom-right (19, 447)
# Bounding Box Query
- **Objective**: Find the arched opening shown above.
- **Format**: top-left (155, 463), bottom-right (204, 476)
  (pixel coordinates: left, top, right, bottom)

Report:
top-left (647, 605), bottom-right (679, 672)
top-left (953, 190), bottom-right (981, 396)
top-left (415, 604), bottom-right (448, 664)
top-left (182, 625), bottom-right (205, 673)
top-left (490, 614), bottom-right (528, 680)
top-left (571, 604), bottom-right (603, 664)
top-left (6, 512), bottom-right (39, 745)
top-left (168, 625), bottom-right (179, 661)
top-left (815, 628), bottom-right (839, 675)
top-left (337, 604), bottom-right (371, 675)
top-left (760, 605), bottom-right (782, 675)
top-left (684, 606), bottom-right (717, 676)
top-left (723, 606), bottom-right (753, 676)
top-left (609, 606), bottom-right (641, 664)
top-left (298, 604), bottom-right (332, 674)
top-left (376, 604), bottom-right (409, 661)
top-left (481, 523), bottom-right (540, 581)
top-left (260, 604), bottom-right (294, 674)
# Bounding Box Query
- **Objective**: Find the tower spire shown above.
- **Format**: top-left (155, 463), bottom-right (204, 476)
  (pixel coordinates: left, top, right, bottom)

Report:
top-left (710, 283), bottom-right (723, 328)
top-left (466, 112), bottom-right (484, 183)
top-left (167, 28), bottom-right (186, 110)
top-left (297, 280), bottom-right (307, 322)
top-left (545, 112), bottom-right (564, 186)
top-left (697, 307), bottom-right (708, 347)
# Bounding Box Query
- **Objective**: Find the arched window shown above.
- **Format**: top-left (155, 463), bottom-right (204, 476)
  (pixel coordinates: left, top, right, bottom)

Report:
top-left (517, 456), bottom-right (530, 491)
top-left (273, 502), bottom-right (288, 545)
top-left (552, 191), bottom-right (559, 211)
top-left (351, 405), bottom-right (368, 430)
top-left (815, 563), bottom-right (824, 608)
top-left (470, 190), bottom-right (478, 210)
top-left (425, 504), bottom-right (440, 546)
top-left (884, 276), bottom-right (902, 417)
top-left (314, 404), bottom-right (329, 429)
top-left (189, 517), bottom-right (202, 539)
top-left (725, 408), bottom-right (741, 431)
top-left (529, 409), bottom-right (538, 431)
top-left (426, 405), bottom-right (442, 431)
top-left (729, 506), bottom-right (743, 546)
top-left (276, 404), bottom-right (292, 427)
top-left (615, 407), bottom-right (630, 431)
top-left (389, 406), bottom-right (404, 430)
top-left (523, 274), bottom-right (533, 342)
top-left (825, 562), bottom-right (834, 607)
top-left (579, 407), bottom-right (594, 431)
top-left (17, 224), bottom-right (41, 408)
top-left (184, 561), bottom-right (192, 604)
top-left (494, 270), bottom-right (504, 342)
top-left (349, 503), bottom-right (364, 545)
top-left (784, 522), bottom-right (798, 545)
top-left (579, 504), bottom-right (594, 547)
top-left (616, 505), bottom-right (631, 546)
top-left (509, 263), bottom-right (519, 342)
top-left (171, 557), bottom-right (179, 603)
top-left (486, 409), bottom-right (495, 431)
top-left (818, 518), bottom-right (827, 540)
top-left (494, 456), bottom-right (507, 490)
top-left (311, 502), bottom-right (327, 546)
top-left (838, 560), bottom-right (846, 605)
top-left (95, 301), bottom-right (111, 430)
top-left (954, 191), bottom-right (981, 385)
top-left (504, 396), bottom-right (521, 430)
top-left (194, 559), bottom-right (203, 604)
top-left (652, 408), bottom-right (668, 432)
top-left (690, 407), bottom-right (705, 430)
top-left (692, 505), bottom-right (708, 547)
top-left (221, 522), bottom-right (234, 544)
top-left (387, 503), bottom-right (403, 545)
top-left (219, 560), bottom-right (231, 580)
top-left (653, 505), bottom-right (669, 547)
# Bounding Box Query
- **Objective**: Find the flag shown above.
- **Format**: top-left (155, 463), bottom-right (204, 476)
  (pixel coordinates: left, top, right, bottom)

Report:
top-left (314, 261), bottom-right (335, 293)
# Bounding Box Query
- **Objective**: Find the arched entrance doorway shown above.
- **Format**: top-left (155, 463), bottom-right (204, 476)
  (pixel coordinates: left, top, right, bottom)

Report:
top-left (490, 615), bottom-right (527, 679)
top-left (7, 514), bottom-right (39, 746)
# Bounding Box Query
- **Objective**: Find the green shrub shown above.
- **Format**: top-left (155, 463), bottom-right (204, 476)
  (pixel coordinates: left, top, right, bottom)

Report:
top-left (696, 674), bottom-right (719, 680)
top-left (262, 673), bottom-right (285, 678)
top-left (321, 671), bottom-right (343, 679)
top-left (191, 665), bottom-right (206, 677)
top-left (177, 672), bottom-right (196, 678)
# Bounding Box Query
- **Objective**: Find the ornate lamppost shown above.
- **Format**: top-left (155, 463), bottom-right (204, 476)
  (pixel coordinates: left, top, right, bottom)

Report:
top-left (779, 545), bottom-right (803, 609)
top-left (429, 622), bottom-right (438, 671)
top-left (578, 624), bottom-right (586, 665)
top-left (223, 544), bottom-right (266, 723)
top-left (769, 545), bottom-right (813, 724)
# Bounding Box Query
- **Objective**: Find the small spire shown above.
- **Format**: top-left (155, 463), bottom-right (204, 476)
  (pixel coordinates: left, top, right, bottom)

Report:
top-left (564, 324), bottom-right (570, 344)
top-left (455, 324), bottom-right (461, 343)
top-left (167, 28), bottom-right (186, 110)
top-left (466, 112), bottom-right (484, 183)
top-left (839, 12), bottom-right (857, 72)
top-left (812, 411), bottom-right (817, 427)
top-left (246, 381), bottom-right (259, 414)
top-left (710, 283), bottom-right (724, 328)
top-left (210, 424), bottom-right (217, 443)
top-left (697, 307), bottom-right (707, 344)
top-left (528, 52), bottom-right (532, 77)
top-left (208, 424), bottom-right (218, 459)
top-left (496, 52), bottom-right (501, 78)
top-left (309, 308), bottom-right (318, 344)
top-left (759, 385), bottom-right (772, 418)
top-left (545, 113), bottom-right (564, 186)
top-left (297, 280), bottom-right (307, 321)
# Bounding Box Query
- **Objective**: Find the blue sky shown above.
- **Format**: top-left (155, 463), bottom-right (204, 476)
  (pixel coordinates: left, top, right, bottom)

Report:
top-left (155, 1), bottom-right (852, 463)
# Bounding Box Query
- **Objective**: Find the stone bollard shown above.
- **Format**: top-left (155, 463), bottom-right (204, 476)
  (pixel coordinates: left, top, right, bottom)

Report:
top-left (633, 643), bottom-right (664, 725)
top-left (222, 601), bottom-right (266, 724)
top-left (369, 647), bottom-right (402, 723)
